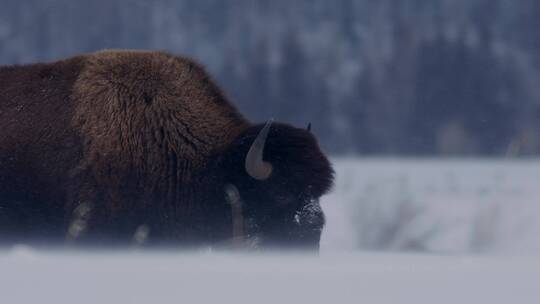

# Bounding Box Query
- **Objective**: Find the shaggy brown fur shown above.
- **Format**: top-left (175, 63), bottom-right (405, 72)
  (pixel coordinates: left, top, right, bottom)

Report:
top-left (0, 55), bottom-right (85, 239)
top-left (70, 51), bottom-right (249, 241)
top-left (0, 50), bottom-right (333, 247)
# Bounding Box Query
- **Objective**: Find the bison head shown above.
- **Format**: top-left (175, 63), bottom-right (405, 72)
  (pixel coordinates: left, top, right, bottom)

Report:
top-left (220, 120), bottom-right (334, 250)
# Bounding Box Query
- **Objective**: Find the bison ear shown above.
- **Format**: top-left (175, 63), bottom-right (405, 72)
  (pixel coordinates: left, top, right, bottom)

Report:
top-left (306, 122), bottom-right (311, 132)
top-left (245, 119), bottom-right (273, 180)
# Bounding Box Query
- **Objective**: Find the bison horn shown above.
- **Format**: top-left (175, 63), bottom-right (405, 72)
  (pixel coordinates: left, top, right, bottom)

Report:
top-left (245, 119), bottom-right (273, 180)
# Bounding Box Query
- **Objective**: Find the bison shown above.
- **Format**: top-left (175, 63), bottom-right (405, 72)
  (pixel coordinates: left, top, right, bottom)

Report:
top-left (0, 50), bottom-right (334, 249)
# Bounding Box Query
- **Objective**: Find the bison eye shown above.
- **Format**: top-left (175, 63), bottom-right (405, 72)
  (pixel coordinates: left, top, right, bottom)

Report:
top-left (143, 92), bottom-right (153, 105)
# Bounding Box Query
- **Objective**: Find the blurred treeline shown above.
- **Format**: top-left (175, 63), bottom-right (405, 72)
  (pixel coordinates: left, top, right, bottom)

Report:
top-left (1, 0), bottom-right (540, 155)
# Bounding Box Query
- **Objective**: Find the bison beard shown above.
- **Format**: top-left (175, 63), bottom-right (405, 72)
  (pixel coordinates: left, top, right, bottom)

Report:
top-left (0, 50), bottom-right (334, 250)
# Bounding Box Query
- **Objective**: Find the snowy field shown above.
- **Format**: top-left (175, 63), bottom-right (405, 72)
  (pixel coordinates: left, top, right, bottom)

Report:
top-left (0, 250), bottom-right (538, 304)
top-left (1, 158), bottom-right (539, 303)
top-left (322, 158), bottom-right (540, 254)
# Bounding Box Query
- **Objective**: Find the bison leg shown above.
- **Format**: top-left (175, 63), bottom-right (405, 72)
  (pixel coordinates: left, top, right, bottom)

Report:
top-left (0, 199), bottom-right (64, 245)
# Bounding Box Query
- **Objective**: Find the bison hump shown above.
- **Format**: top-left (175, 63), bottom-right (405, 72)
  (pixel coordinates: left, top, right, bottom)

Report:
top-left (72, 50), bottom-right (249, 174)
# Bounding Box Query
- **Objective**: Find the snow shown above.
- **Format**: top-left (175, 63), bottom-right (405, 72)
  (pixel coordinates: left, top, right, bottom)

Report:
top-left (321, 158), bottom-right (540, 253)
top-left (1, 158), bottom-right (539, 303)
top-left (0, 250), bottom-right (538, 304)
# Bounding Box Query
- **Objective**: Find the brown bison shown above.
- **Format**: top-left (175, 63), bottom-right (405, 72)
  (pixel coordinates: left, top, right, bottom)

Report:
top-left (0, 50), bottom-right (333, 249)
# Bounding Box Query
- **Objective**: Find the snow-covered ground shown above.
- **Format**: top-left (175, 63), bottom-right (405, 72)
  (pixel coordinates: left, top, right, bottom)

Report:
top-left (0, 250), bottom-right (538, 304)
top-left (1, 158), bottom-right (539, 303)
top-left (322, 158), bottom-right (540, 254)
